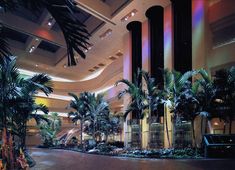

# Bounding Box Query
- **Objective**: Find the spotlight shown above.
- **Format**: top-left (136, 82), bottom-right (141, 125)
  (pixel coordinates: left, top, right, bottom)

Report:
top-left (29, 45), bottom-right (35, 53)
top-left (99, 29), bottom-right (112, 40)
top-left (47, 17), bottom-right (53, 26)
top-left (121, 9), bottom-right (137, 22)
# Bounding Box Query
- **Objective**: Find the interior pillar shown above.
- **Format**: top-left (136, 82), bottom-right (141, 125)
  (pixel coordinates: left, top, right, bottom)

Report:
top-left (171, 0), bottom-right (192, 73)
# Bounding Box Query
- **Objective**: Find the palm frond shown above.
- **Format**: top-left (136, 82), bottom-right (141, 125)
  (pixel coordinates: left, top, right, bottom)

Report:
top-left (27, 74), bottom-right (53, 95)
top-left (44, 0), bottom-right (90, 66)
top-left (4, 0), bottom-right (90, 66)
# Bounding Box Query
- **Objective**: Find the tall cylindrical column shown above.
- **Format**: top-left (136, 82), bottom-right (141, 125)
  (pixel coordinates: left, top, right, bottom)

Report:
top-left (171, 0), bottom-right (192, 73)
top-left (145, 6), bottom-right (164, 86)
top-left (126, 21), bottom-right (142, 82)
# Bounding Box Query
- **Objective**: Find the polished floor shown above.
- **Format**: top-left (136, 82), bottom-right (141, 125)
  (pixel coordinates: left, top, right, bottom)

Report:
top-left (30, 148), bottom-right (235, 170)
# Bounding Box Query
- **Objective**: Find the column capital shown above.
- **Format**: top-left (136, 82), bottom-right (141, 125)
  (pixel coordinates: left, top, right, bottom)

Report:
top-left (126, 21), bottom-right (142, 32)
top-left (145, 6), bottom-right (163, 20)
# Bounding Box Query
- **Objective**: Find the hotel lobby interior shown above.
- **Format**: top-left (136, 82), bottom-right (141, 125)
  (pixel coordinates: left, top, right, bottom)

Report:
top-left (0, 0), bottom-right (235, 169)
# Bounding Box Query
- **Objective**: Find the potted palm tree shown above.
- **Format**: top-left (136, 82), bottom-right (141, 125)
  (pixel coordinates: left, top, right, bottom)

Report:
top-left (68, 92), bottom-right (93, 147)
top-left (115, 69), bottom-right (148, 149)
top-left (161, 69), bottom-right (199, 147)
top-left (141, 70), bottom-right (163, 148)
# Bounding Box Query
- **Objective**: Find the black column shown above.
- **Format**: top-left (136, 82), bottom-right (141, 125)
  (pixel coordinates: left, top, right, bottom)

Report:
top-left (145, 6), bottom-right (164, 86)
top-left (127, 21), bottom-right (142, 120)
top-left (171, 0), bottom-right (192, 73)
top-left (126, 21), bottom-right (142, 82)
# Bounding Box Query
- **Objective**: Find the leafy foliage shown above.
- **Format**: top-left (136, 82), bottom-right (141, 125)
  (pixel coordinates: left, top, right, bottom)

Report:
top-left (39, 113), bottom-right (62, 147)
top-left (115, 69), bottom-right (148, 120)
top-left (0, 56), bottom-right (53, 148)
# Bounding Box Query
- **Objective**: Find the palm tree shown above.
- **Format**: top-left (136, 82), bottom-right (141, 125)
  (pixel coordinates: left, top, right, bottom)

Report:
top-left (193, 69), bottom-right (215, 136)
top-left (161, 69), bottom-right (199, 147)
top-left (89, 93), bottom-right (110, 142)
top-left (212, 66), bottom-right (235, 134)
top-left (0, 56), bottom-right (53, 148)
top-left (141, 70), bottom-right (162, 148)
top-left (115, 69), bottom-right (148, 149)
top-left (67, 92), bottom-right (93, 146)
top-left (39, 112), bottom-right (61, 147)
top-left (0, 0), bottom-right (90, 66)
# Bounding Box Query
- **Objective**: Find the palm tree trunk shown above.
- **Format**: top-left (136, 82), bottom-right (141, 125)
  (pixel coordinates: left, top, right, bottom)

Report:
top-left (139, 120), bottom-right (142, 150)
top-left (165, 104), bottom-right (171, 147)
top-left (192, 120), bottom-right (196, 148)
top-left (148, 101), bottom-right (151, 149)
top-left (80, 120), bottom-right (83, 145)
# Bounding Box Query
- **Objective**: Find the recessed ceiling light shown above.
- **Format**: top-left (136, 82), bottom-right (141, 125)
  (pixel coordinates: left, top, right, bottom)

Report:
top-left (29, 45), bottom-right (35, 53)
top-left (116, 51), bottom-right (123, 57)
top-left (93, 66), bottom-right (99, 70)
top-left (47, 17), bottom-right (53, 26)
top-left (98, 63), bottom-right (105, 67)
top-left (35, 64), bottom-right (39, 67)
top-left (109, 56), bottom-right (117, 60)
top-left (99, 29), bottom-right (112, 40)
top-left (121, 9), bottom-right (138, 22)
top-left (89, 69), bottom-right (95, 72)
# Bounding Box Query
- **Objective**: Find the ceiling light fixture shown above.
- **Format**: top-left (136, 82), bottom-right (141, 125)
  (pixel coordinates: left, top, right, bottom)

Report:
top-left (121, 9), bottom-right (138, 22)
top-left (29, 45), bottom-right (35, 53)
top-left (99, 29), bottom-right (112, 40)
top-left (84, 43), bottom-right (93, 52)
top-left (47, 17), bottom-right (53, 26)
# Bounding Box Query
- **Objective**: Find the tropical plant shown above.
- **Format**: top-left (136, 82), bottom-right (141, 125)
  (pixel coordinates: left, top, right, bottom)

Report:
top-left (115, 69), bottom-right (148, 149)
top-left (141, 70), bottom-right (163, 148)
top-left (161, 69), bottom-right (199, 147)
top-left (0, 56), bottom-right (53, 149)
top-left (68, 92), bottom-right (93, 146)
top-left (173, 81), bottom-right (201, 146)
top-left (192, 69), bottom-right (214, 138)
top-left (212, 66), bottom-right (235, 133)
top-left (0, 0), bottom-right (90, 66)
top-left (87, 93), bottom-right (111, 142)
top-left (38, 112), bottom-right (61, 147)
top-left (70, 92), bottom-right (111, 143)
